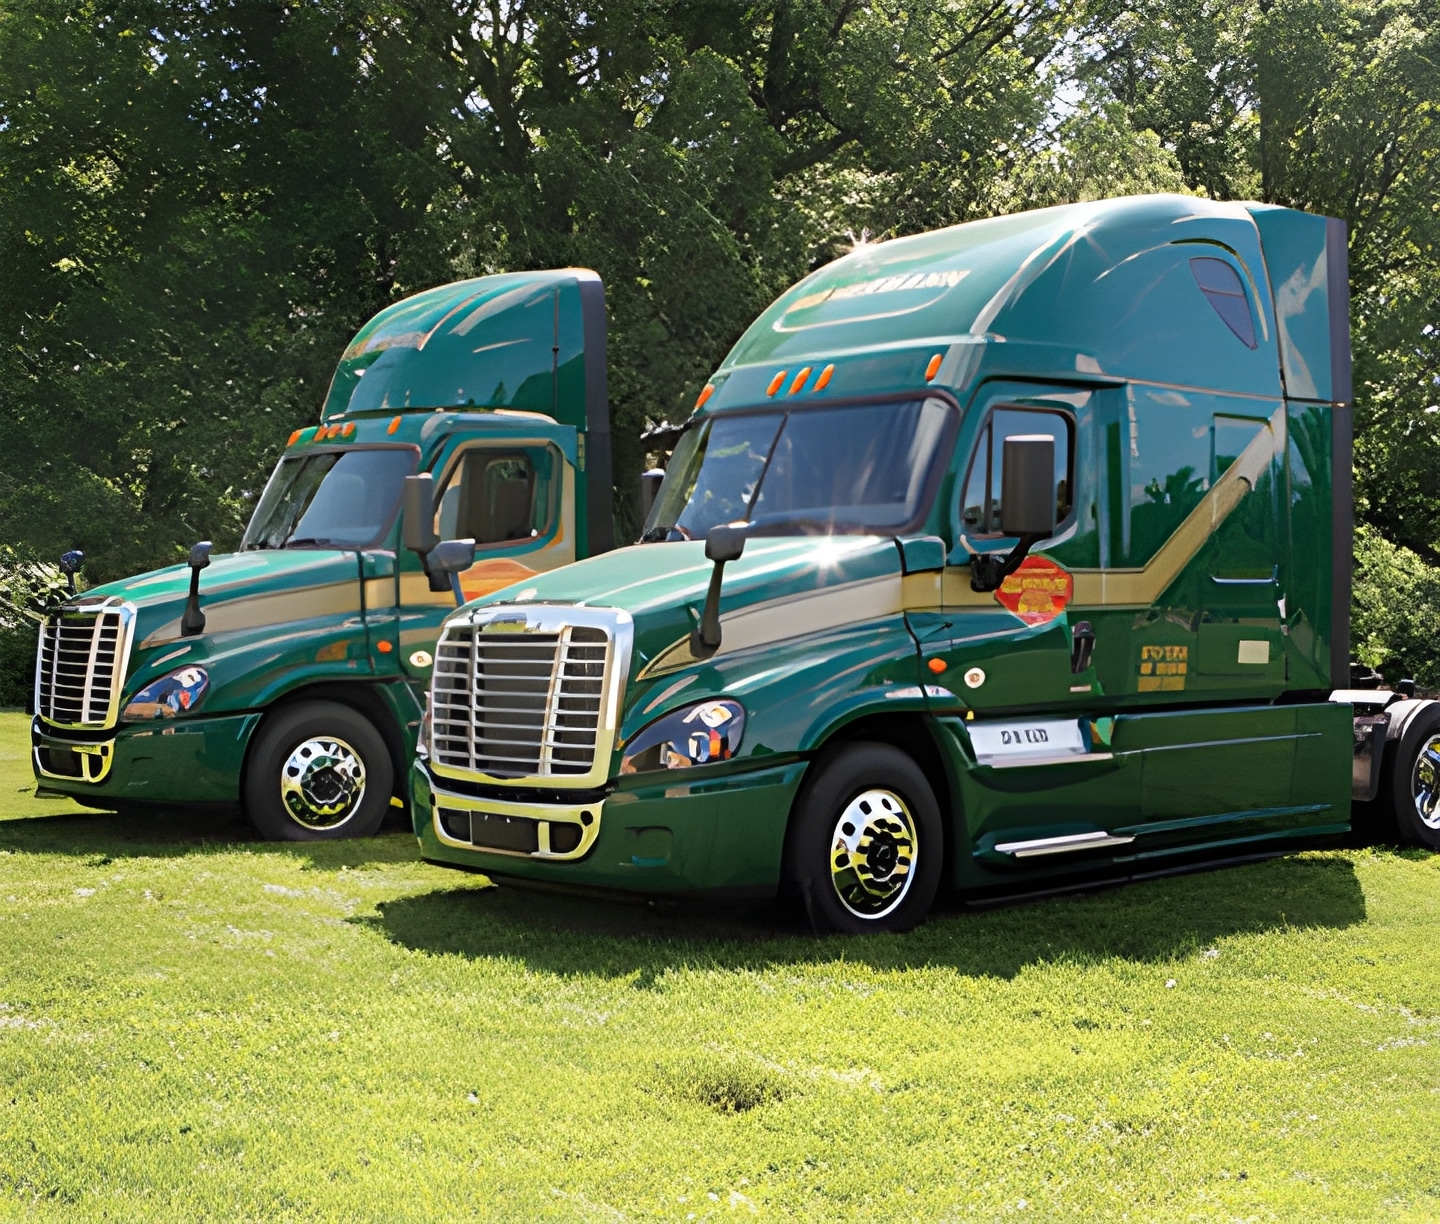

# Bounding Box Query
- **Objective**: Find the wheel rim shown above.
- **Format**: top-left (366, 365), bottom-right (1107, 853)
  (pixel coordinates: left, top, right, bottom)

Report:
top-left (1411, 733), bottom-right (1440, 830)
top-left (279, 736), bottom-right (367, 831)
top-left (828, 787), bottom-right (918, 920)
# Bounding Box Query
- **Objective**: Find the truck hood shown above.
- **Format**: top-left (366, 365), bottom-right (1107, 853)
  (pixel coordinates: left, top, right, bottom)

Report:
top-left (77, 549), bottom-right (362, 650)
top-left (466, 535), bottom-right (908, 682)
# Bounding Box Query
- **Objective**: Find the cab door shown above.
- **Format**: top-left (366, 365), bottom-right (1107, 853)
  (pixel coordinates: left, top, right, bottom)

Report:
top-left (393, 436), bottom-right (577, 685)
top-left (933, 385), bottom-right (1099, 716)
top-left (916, 382), bottom-right (1142, 872)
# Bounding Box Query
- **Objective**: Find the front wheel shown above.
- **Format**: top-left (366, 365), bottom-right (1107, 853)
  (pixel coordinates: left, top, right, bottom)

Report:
top-left (1381, 703), bottom-right (1440, 850)
top-left (783, 741), bottom-right (944, 934)
top-left (243, 701), bottom-right (393, 841)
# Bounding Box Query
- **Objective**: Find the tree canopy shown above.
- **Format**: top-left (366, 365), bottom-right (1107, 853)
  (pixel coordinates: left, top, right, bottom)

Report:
top-left (3, 1), bottom-right (1440, 624)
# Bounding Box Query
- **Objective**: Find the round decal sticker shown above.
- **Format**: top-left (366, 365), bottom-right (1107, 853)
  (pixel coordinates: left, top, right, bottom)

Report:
top-left (409, 650), bottom-right (433, 668)
top-left (993, 556), bottom-right (1073, 625)
top-left (963, 667), bottom-right (986, 689)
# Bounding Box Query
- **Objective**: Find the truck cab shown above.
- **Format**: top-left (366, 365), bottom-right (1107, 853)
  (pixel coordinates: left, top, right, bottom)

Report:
top-left (409, 196), bottom-right (1391, 931)
top-left (32, 269), bottom-right (612, 840)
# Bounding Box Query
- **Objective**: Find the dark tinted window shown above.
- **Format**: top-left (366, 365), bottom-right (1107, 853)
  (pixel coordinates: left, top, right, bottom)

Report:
top-left (242, 448), bottom-right (415, 549)
top-left (643, 399), bottom-right (953, 541)
top-left (1190, 257), bottom-right (1256, 349)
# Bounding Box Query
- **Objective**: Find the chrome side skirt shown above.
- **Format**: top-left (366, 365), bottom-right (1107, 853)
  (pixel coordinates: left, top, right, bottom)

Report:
top-left (992, 830), bottom-right (1137, 858)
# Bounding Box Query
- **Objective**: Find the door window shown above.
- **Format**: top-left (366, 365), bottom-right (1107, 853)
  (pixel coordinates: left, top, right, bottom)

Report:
top-left (960, 407), bottom-right (1073, 539)
top-left (434, 448), bottom-right (553, 547)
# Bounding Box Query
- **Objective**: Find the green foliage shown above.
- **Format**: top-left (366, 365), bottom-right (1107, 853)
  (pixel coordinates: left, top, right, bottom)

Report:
top-left (0, 546), bottom-right (69, 709)
top-left (2, 714), bottom-right (1440, 1218)
top-left (0, 0), bottom-right (1193, 562)
top-left (1351, 523), bottom-right (1440, 687)
top-left (1073, 0), bottom-right (1440, 565)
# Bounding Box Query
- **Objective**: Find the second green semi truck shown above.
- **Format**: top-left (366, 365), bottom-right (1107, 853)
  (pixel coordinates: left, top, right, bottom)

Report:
top-left (32, 269), bottom-right (613, 840)
top-left (409, 194), bottom-right (1436, 932)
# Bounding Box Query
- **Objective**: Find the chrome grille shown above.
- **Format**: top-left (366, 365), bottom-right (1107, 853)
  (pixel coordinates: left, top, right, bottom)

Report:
top-left (34, 598), bottom-right (136, 729)
top-left (431, 621), bottom-right (611, 779)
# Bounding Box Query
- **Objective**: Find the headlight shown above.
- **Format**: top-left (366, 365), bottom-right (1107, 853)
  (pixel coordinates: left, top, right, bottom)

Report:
top-left (620, 699), bottom-right (745, 774)
top-left (417, 700), bottom-right (432, 760)
top-left (121, 666), bottom-right (209, 721)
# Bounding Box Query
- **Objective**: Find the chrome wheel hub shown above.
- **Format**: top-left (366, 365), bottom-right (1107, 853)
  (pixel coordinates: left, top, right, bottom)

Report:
top-left (1412, 734), bottom-right (1440, 830)
top-left (828, 787), bottom-right (918, 920)
top-left (280, 736), bottom-right (366, 830)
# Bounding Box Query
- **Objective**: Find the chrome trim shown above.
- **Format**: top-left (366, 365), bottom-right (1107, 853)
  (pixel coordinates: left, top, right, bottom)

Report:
top-left (430, 786), bottom-right (603, 860)
top-left (1410, 732), bottom-right (1440, 831)
top-left (278, 734), bottom-right (368, 831)
top-left (32, 737), bottom-right (115, 783)
top-left (34, 597), bottom-right (137, 731)
top-left (828, 786), bottom-right (918, 920)
top-left (427, 604), bottom-right (632, 790)
top-left (1209, 565), bottom-right (1279, 586)
top-left (993, 830), bottom-right (1136, 858)
top-left (984, 751), bottom-right (1115, 770)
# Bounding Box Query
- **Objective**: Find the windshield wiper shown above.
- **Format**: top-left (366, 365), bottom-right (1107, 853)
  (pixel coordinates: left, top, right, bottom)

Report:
top-left (283, 537), bottom-right (340, 548)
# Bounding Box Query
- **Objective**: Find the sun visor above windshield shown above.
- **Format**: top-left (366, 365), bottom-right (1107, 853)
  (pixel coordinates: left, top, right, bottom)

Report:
top-left (321, 269), bottom-right (607, 436)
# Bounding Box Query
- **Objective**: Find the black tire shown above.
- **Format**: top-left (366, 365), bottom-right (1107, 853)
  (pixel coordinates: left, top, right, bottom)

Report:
top-left (243, 701), bottom-right (393, 841)
top-left (783, 741), bottom-right (944, 934)
top-left (1378, 701), bottom-right (1440, 850)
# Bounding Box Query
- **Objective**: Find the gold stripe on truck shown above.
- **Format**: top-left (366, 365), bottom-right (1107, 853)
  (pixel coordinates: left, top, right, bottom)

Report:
top-left (140, 582), bottom-right (363, 647)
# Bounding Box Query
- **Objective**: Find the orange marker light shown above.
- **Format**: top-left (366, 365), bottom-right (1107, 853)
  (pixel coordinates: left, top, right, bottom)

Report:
top-left (814, 364), bottom-right (835, 392)
top-left (387, 415), bottom-right (402, 434)
top-left (341, 422), bottom-right (356, 437)
top-left (788, 367), bottom-right (812, 395)
top-left (288, 429), bottom-right (303, 446)
top-left (695, 384), bottom-right (715, 409)
top-left (925, 353), bottom-right (943, 382)
top-left (766, 371), bottom-right (788, 396)
top-left (377, 640), bottom-right (393, 653)
top-left (928, 657), bottom-right (948, 674)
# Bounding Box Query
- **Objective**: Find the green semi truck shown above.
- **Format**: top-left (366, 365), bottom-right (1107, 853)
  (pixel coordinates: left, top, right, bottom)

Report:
top-left (409, 194), bottom-right (1438, 933)
top-left (32, 269), bottom-right (613, 840)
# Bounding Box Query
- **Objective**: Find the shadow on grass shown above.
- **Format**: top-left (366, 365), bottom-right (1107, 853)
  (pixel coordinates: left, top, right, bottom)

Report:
top-left (366, 851), bottom-right (1369, 980)
top-left (0, 802), bottom-right (421, 870)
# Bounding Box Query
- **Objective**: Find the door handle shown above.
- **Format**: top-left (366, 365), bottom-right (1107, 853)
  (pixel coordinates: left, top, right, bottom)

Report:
top-left (1209, 565), bottom-right (1278, 586)
top-left (1070, 620), bottom-right (1095, 674)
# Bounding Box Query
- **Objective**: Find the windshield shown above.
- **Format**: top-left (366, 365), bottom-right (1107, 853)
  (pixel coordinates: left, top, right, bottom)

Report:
top-left (642, 399), bottom-right (954, 541)
top-left (241, 447), bottom-right (417, 550)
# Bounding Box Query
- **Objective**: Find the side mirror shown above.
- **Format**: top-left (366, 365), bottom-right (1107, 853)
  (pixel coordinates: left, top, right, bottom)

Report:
top-left (428, 539), bottom-right (476, 576)
top-left (58, 549), bottom-right (84, 597)
top-left (970, 435), bottom-right (1055, 594)
top-left (180, 540), bottom-right (214, 637)
top-left (691, 522), bottom-right (749, 658)
top-left (402, 473), bottom-right (440, 556)
top-left (998, 435), bottom-right (1056, 537)
top-left (639, 468), bottom-right (665, 524)
top-left (428, 538), bottom-right (476, 607)
top-left (704, 522), bottom-right (748, 564)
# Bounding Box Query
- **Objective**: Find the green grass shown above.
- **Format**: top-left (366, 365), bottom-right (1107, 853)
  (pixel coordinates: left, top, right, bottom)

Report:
top-left (1, 712), bottom-right (1439, 1221)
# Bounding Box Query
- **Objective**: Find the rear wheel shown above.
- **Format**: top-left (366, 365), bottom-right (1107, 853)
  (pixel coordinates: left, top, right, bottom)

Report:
top-left (1382, 702), bottom-right (1440, 850)
top-left (244, 701), bottom-right (392, 841)
top-left (784, 741), bottom-right (943, 934)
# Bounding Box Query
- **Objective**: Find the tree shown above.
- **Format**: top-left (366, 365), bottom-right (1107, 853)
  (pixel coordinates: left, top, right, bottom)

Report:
top-left (0, 0), bottom-right (446, 579)
top-left (1074, 0), bottom-right (1440, 562)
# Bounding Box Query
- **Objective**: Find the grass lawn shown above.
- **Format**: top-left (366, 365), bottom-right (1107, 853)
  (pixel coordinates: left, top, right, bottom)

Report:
top-left (1, 711), bottom-right (1438, 1220)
